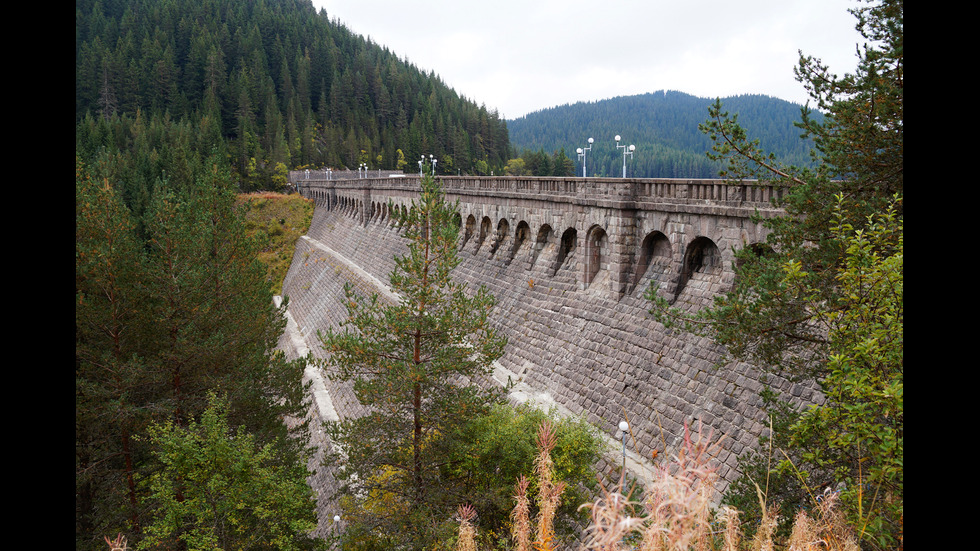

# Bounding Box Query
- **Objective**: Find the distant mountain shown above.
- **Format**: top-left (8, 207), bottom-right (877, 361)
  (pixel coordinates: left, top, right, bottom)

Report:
top-left (507, 90), bottom-right (818, 178)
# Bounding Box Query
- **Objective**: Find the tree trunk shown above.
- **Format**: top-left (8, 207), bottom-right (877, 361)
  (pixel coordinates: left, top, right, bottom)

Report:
top-left (413, 380), bottom-right (422, 505)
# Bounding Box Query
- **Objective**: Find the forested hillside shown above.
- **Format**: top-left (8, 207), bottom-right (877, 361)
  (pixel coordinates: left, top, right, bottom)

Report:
top-left (74, 1), bottom-right (511, 547)
top-left (507, 91), bottom-right (819, 178)
top-left (75, 0), bottom-right (510, 195)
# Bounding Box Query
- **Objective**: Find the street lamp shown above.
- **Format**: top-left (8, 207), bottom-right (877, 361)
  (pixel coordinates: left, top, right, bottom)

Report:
top-left (615, 135), bottom-right (635, 178)
top-left (419, 155), bottom-right (424, 176)
top-left (576, 137), bottom-right (594, 177)
top-left (430, 154), bottom-right (437, 176)
top-left (333, 515), bottom-right (342, 549)
top-left (618, 419), bottom-right (629, 475)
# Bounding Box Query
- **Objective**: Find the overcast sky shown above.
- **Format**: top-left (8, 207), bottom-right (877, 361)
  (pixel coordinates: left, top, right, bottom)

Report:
top-left (311, 0), bottom-right (865, 119)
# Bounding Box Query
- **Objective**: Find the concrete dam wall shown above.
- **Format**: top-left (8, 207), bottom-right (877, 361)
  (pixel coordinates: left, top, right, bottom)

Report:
top-left (278, 177), bottom-right (822, 512)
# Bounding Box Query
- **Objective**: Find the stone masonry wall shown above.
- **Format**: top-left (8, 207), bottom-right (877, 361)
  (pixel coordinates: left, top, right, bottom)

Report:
top-left (278, 194), bottom-right (823, 527)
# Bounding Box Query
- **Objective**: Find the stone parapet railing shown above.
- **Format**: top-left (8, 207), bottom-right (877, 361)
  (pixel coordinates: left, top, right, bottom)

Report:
top-left (291, 173), bottom-right (789, 211)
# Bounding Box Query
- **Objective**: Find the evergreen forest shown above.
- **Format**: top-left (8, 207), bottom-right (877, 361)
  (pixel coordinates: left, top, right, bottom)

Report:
top-left (507, 91), bottom-right (820, 178)
top-left (76, 0), bottom-right (511, 196)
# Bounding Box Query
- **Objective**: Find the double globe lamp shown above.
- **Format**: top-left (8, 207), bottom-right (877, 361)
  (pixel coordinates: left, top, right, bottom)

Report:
top-left (577, 136), bottom-right (635, 178)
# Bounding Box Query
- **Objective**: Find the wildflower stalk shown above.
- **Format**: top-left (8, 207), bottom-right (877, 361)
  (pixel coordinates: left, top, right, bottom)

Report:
top-left (511, 476), bottom-right (532, 551)
top-left (455, 504), bottom-right (478, 551)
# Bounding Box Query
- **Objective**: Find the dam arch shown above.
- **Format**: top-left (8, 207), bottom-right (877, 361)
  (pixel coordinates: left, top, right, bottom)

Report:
top-left (584, 224), bottom-right (608, 287)
top-left (491, 218), bottom-right (510, 257)
top-left (633, 230), bottom-right (672, 295)
top-left (510, 221), bottom-right (531, 266)
top-left (555, 227), bottom-right (577, 276)
top-left (462, 214), bottom-right (476, 249)
top-left (530, 224), bottom-right (553, 270)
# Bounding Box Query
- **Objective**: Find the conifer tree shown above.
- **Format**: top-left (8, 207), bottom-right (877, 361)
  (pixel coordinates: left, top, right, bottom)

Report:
top-left (76, 156), bottom-right (312, 550)
top-left (646, 0), bottom-right (902, 546)
top-left (650, 0), bottom-right (902, 378)
top-left (76, 157), bottom-right (147, 540)
top-left (318, 169), bottom-right (506, 549)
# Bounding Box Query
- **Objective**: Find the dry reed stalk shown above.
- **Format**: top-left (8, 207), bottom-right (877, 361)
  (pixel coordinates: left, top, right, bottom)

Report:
top-left (636, 500), bottom-right (669, 551)
top-left (779, 488), bottom-right (862, 551)
top-left (812, 490), bottom-right (861, 551)
top-left (104, 534), bottom-right (129, 551)
top-left (581, 422), bottom-right (726, 551)
top-left (643, 422), bottom-right (722, 551)
top-left (719, 506), bottom-right (741, 551)
top-left (455, 504), bottom-right (478, 551)
top-left (511, 475), bottom-right (533, 551)
top-left (750, 495), bottom-right (777, 551)
top-left (787, 509), bottom-right (819, 551)
top-left (533, 421), bottom-right (566, 551)
top-left (579, 485), bottom-right (645, 550)
top-left (579, 419), bottom-right (866, 551)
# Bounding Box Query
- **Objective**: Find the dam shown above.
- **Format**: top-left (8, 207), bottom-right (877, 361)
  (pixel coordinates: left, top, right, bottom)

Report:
top-left (277, 172), bottom-right (823, 525)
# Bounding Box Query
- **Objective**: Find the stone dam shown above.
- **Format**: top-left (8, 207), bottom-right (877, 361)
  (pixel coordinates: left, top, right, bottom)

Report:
top-left (275, 173), bottom-right (823, 532)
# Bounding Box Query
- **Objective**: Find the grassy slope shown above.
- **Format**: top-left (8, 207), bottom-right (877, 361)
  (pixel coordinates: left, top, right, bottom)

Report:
top-left (238, 192), bottom-right (314, 296)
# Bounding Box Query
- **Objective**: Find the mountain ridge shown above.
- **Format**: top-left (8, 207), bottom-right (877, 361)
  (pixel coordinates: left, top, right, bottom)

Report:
top-left (507, 90), bottom-right (817, 178)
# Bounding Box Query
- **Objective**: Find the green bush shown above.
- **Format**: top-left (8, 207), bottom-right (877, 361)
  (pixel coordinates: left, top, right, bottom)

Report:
top-left (445, 403), bottom-right (604, 546)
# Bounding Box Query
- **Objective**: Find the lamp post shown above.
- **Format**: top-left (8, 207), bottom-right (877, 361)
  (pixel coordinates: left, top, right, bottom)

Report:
top-left (419, 155), bottom-right (437, 176)
top-left (615, 135), bottom-right (635, 178)
top-left (576, 137), bottom-right (594, 177)
top-left (333, 515), bottom-right (341, 549)
top-left (618, 420), bottom-right (629, 475)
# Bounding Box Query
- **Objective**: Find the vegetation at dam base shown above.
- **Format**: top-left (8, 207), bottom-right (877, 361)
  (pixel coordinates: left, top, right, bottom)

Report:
top-left (239, 191), bottom-right (315, 295)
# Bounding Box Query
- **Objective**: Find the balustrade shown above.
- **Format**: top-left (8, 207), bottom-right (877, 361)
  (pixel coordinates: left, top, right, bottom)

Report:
top-left (290, 171), bottom-right (787, 209)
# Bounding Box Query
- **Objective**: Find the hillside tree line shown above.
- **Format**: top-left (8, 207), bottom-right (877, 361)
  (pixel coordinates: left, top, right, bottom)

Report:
top-left (76, 0), bottom-right (511, 194)
top-left (507, 91), bottom-right (820, 178)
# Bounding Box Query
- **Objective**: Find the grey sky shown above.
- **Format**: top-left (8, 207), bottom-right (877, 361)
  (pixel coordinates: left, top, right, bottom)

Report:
top-left (312, 0), bottom-right (865, 119)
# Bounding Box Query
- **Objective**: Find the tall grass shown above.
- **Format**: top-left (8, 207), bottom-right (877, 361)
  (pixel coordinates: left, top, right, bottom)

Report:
top-left (578, 422), bottom-right (860, 551)
top-left (453, 420), bottom-right (861, 550)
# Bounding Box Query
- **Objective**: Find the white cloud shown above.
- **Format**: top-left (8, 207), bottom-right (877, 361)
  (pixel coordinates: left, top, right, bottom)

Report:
top-left (313, 0), bottom-right (864, 118)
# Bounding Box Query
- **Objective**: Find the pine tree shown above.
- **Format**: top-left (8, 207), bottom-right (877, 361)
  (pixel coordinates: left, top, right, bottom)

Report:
top-left (647, 1), bottom-right (902, 547)
top-left (76, 156), bottom-right (312, 550)
top-left (650, 0), bottom-right (902, 376)
top-left (76, 157), bottom-right (147, 541)
top-left (318, 169), bottom-right (506, 549)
